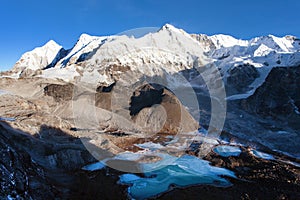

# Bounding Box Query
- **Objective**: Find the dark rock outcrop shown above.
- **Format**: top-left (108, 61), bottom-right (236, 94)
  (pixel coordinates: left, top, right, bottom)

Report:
top-left (129, 84), bottom-right (164, 116)
top-left (0, 122), bottom-right (57, 199)
top-left (0, 122), bottom-right (127, 199)
top-left (227, 64), bottom-right (260, 94)
top-left (44, 83), bottom-right (74, 101)
top-left (241, 65), bottom-right (300, 129)
top-left (95, 83), bottom-right (116, 110)
top-left (130, 84), bottom-right (200, 134)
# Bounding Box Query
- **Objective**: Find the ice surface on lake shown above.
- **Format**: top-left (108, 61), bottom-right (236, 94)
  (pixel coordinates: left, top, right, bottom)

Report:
top-left (119, 154), bottom-right (235, 199)
top-left (250, 150), bottom-right (274, 160)
top-left (113, 151), bottom-right (145, 161)
top-left (213, 145), bottom-right (241, 157)
top-left (112, 151), bottom-right (178, 172)
top-left (82, 162), bottom-right (105, 171)
top-left (0, 117), bottom-right (15, 122)
top-left (119, 174), bottom-right (141, 182)
top-left (135, 142), bottom-right (165, 150)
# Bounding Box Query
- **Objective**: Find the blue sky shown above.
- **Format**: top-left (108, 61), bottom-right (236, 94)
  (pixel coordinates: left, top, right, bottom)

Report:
top-left (0, 0), bottom-right (299, 71)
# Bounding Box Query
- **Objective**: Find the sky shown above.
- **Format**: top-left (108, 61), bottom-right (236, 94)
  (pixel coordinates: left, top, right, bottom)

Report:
top-left (0, 0), bottom-right (299, 71)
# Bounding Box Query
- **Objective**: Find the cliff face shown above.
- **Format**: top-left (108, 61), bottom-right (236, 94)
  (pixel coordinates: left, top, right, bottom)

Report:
top-left (0, 121), bottom-right (130, 199)
top-left (130, 84), bottom-right (199, 135)
top-left (0, 122), bottom-right (51, 199)
top-left (241, 65), bottom-right (300, 129)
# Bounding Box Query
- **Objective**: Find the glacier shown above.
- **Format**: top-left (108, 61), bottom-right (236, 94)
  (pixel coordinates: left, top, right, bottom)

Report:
top-left (119, 155), bottom-right (236, 199)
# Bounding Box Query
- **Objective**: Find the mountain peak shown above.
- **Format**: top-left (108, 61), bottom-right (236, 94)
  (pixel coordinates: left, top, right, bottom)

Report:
top-left (159, 23), bottom-right (184, 34)
top-left (157, 23), bottom-right (196, 42)
top-left (75, 33), bottom-right (95, 45)
top-left (161, 23), bottom-right (176, 30)
top-left (43, 40), bottom-right (62, 49)
top-left (12, 39), bottom-right (63, 71)
top-left (45, 39), bottom-right (60, 47)
top-left (78, 33), bottom-right (93, 40)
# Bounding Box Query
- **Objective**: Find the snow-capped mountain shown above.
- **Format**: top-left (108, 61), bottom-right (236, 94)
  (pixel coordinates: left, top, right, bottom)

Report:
top-left (2, 24), bottom-right (300, 200)
top-left (57, 33), bottom-right (109, 68)
top-left (9, 24), bottom-right (300, 100)
top-left (191, 32), bottom-right (300, 99)
top-left (13, 40), bottom-right (64, 71)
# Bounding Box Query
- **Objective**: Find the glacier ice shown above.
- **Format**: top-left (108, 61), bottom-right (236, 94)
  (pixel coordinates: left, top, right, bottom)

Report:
top-left (250, 150), bottom-right (274, 160)
top-left (213, 145), bottom-right (241, 157)
top-left (119, 154), bottom-right (235, 199)
top-left (82, 161), bottom-right (105, 171)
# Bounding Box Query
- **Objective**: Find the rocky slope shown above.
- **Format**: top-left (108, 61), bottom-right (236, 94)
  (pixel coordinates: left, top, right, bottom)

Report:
top-left (241, 66), bottom-right (300, 126)
top-left (1, 120), bottom-right (299, 199)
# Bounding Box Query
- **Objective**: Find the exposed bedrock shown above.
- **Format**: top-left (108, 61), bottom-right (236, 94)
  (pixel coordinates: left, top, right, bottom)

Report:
top-left (92, 82), bottom-right (199, 134)
top-left (241, 65), bottom-right (300, 129)
top-left (226, 64), bottom-right (260, 94)
top-left (130, 84), bottom-right (199, 135)
top-left (44, 83), bottom-right (74, 102)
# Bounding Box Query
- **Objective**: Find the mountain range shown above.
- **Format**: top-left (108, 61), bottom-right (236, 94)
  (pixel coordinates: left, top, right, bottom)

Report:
top-left (8, 24), bottom-right (300, 100)
top-left (1, 24), bottom-right (300, 199)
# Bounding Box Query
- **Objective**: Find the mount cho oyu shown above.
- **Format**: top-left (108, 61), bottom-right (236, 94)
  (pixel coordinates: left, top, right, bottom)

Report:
top-left (0, 23), bottom-right (300, 200)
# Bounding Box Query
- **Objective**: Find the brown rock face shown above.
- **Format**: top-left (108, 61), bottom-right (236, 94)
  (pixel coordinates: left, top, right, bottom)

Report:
top-left (130, 84), bottom-right (199, 135)
top-left (94, 82), bottom-right (199, 135)
top-left (44, 83), bottom-right (74, 101)
top-left (95, 83), bottom-right (115, 111)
